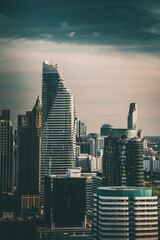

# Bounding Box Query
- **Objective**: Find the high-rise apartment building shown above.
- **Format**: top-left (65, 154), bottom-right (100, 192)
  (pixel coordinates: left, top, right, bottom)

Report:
top-left (127, 103), bottom-right (137, 130)
top-left (41, 61), bottom-right (76, 203)
top-left (93, 186), bottom-right (158, 240)
top-left (103, 130), bottom-right (144, 187)
top-left (17, 97), bottom-right (42, 194)
top-left (0, 110), bottom-right (13, 193)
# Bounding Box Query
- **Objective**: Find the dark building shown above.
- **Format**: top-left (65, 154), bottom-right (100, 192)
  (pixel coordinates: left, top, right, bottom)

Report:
top-left (44, 175), bottom-right (86, 228)
top-left (103, 137), bottom-right (144, 187)
top-left (127, 102), bottom-right (137, 130)
top-left (76, 141), bottom-right (90, 155)
top-left (0, 110), bottom-right (10, 121)
top-left (18, 115), bottom-right (27, 127)
top-left (0, 110), bottom-right (13, 193)
top-left (0, 219), bottom-right (37, 240)
top-left (17, 96), bottom-right (42, 195)
top-left (100, 123), bottom-right (113, 136)
top-left (0, 193), bottom-right (20, 217)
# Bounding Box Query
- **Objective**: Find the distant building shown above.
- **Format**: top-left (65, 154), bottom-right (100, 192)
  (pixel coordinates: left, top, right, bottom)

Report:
top-left (137, 129), bottom-right (143, 139)
top-left (66, 167), bottom-right (82, 178)
top-left (44, 175), bottom-right (86, 228)
top-left (76, 154), bottom-right (90, 172)
top-left (100, 123), bottom-right (113, 136)
top-left (127, 102), bottom-right (137, 130)
top-left (76, 141), bottom-right (90, 155)
top-left (0, 110), bottom-right (13, 193)
top-left (18, 115), bottom-right (27, 127)
top-left (75, 117), bottom-right (87, 139)
top-left (17, 96), bottom-right (42, 195)
top-left (88, 133), bottom-right (104, 157)
top-left (93, 186), bottom-right (158, 240)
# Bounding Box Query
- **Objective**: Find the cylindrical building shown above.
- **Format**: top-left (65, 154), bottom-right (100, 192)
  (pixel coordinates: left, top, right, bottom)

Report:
top-left (100, 124), bottom-right (113, 136)
top-left (103, 138), bottom-right (144, 187)
top-left (93, 186), bottom-right (158, 240)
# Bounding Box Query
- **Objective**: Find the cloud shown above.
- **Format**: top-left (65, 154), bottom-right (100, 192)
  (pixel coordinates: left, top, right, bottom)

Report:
top-left (0, 37), bottom-right (160, 135)
top-left (93, 32), bottom-right (99, 38)
top-left (66, 32), bottom-right (76, 38)
top-left (61, 22), bottom-right (68, 30)
top-left (39, 33), bottom-right (53, 40)
top-left (149, 23), bottom-right (160, 35)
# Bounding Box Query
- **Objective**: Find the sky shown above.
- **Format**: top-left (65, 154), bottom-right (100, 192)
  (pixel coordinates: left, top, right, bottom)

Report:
top-left (0, 0), bottom-right (160, 135)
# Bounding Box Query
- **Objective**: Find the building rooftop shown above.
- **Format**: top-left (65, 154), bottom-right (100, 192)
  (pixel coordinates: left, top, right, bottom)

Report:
top-left (98, 186), bottom-right (151, 191)
top-left (43, 61), bottom-right (58, 74)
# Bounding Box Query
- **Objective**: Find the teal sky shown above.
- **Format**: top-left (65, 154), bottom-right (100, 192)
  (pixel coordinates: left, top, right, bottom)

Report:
top-left (0, 0), bottom-right (160, 135)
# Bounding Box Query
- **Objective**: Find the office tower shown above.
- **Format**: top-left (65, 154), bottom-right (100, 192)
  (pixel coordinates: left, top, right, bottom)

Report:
top-left (0, 110), bottom-right (13, 193)
top-left (17, 115), bottom-right (27, 127)
top-left (127, 102), bottom-right (137, 130)
top-left (100, 123), bottom-right (113, 136)
top-left (17, 96), bottom-right (42, 195)
top-left (75, 117), bottom-right (87, 140)
top-left (89, 138), bottom-right (95, 157)
top-left (88, 133), bottom-right (104, 157)
top-left (93, 186), bottom-right (158, 240)
top-left (44, 175), bottom-right (86, 228)
top-left (41, 61), bottom-right (76, 203)
top-left (103, 130), bottom-right (144, 187)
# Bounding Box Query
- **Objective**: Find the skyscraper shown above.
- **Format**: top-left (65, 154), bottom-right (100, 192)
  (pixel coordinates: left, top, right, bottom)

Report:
top-left (127, 102), bottom-right (137, 130)
top-left (103, 129), bottom-right (144, 187)
top-left (0, 110), bottom-right (13, 193)
top-left (17, 96), bottom-right (42, 194)
top-left (41, 61), bottom-right (76, 203)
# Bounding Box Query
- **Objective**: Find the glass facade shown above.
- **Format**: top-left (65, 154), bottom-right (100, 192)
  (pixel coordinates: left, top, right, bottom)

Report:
top-left (40, 61), bottom-right (76, 204)
top-left (103, 138), bottom-right (144, 187)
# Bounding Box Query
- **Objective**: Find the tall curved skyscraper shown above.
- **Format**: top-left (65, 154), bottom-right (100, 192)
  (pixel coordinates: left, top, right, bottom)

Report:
top-left (40, 61), bottom-right (76, 203)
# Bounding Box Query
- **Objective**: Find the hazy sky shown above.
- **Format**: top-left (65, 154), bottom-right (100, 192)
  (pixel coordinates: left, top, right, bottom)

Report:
top-left (0, 0), bottom-right (160, 135)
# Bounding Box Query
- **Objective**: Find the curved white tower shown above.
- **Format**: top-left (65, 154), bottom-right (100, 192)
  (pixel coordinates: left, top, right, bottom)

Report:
top-left (40, 61), bottom-right (76, 203)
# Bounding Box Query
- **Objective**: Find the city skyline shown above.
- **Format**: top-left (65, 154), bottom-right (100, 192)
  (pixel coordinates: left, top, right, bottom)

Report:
top-left (0, 0), bottom-right (160, 135)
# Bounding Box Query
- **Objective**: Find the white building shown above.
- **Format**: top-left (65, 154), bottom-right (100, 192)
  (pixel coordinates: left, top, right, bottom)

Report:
top-left (40, 61), bottom-right (76, 204)
top-left (93, 186), bottom-right (158, 240)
